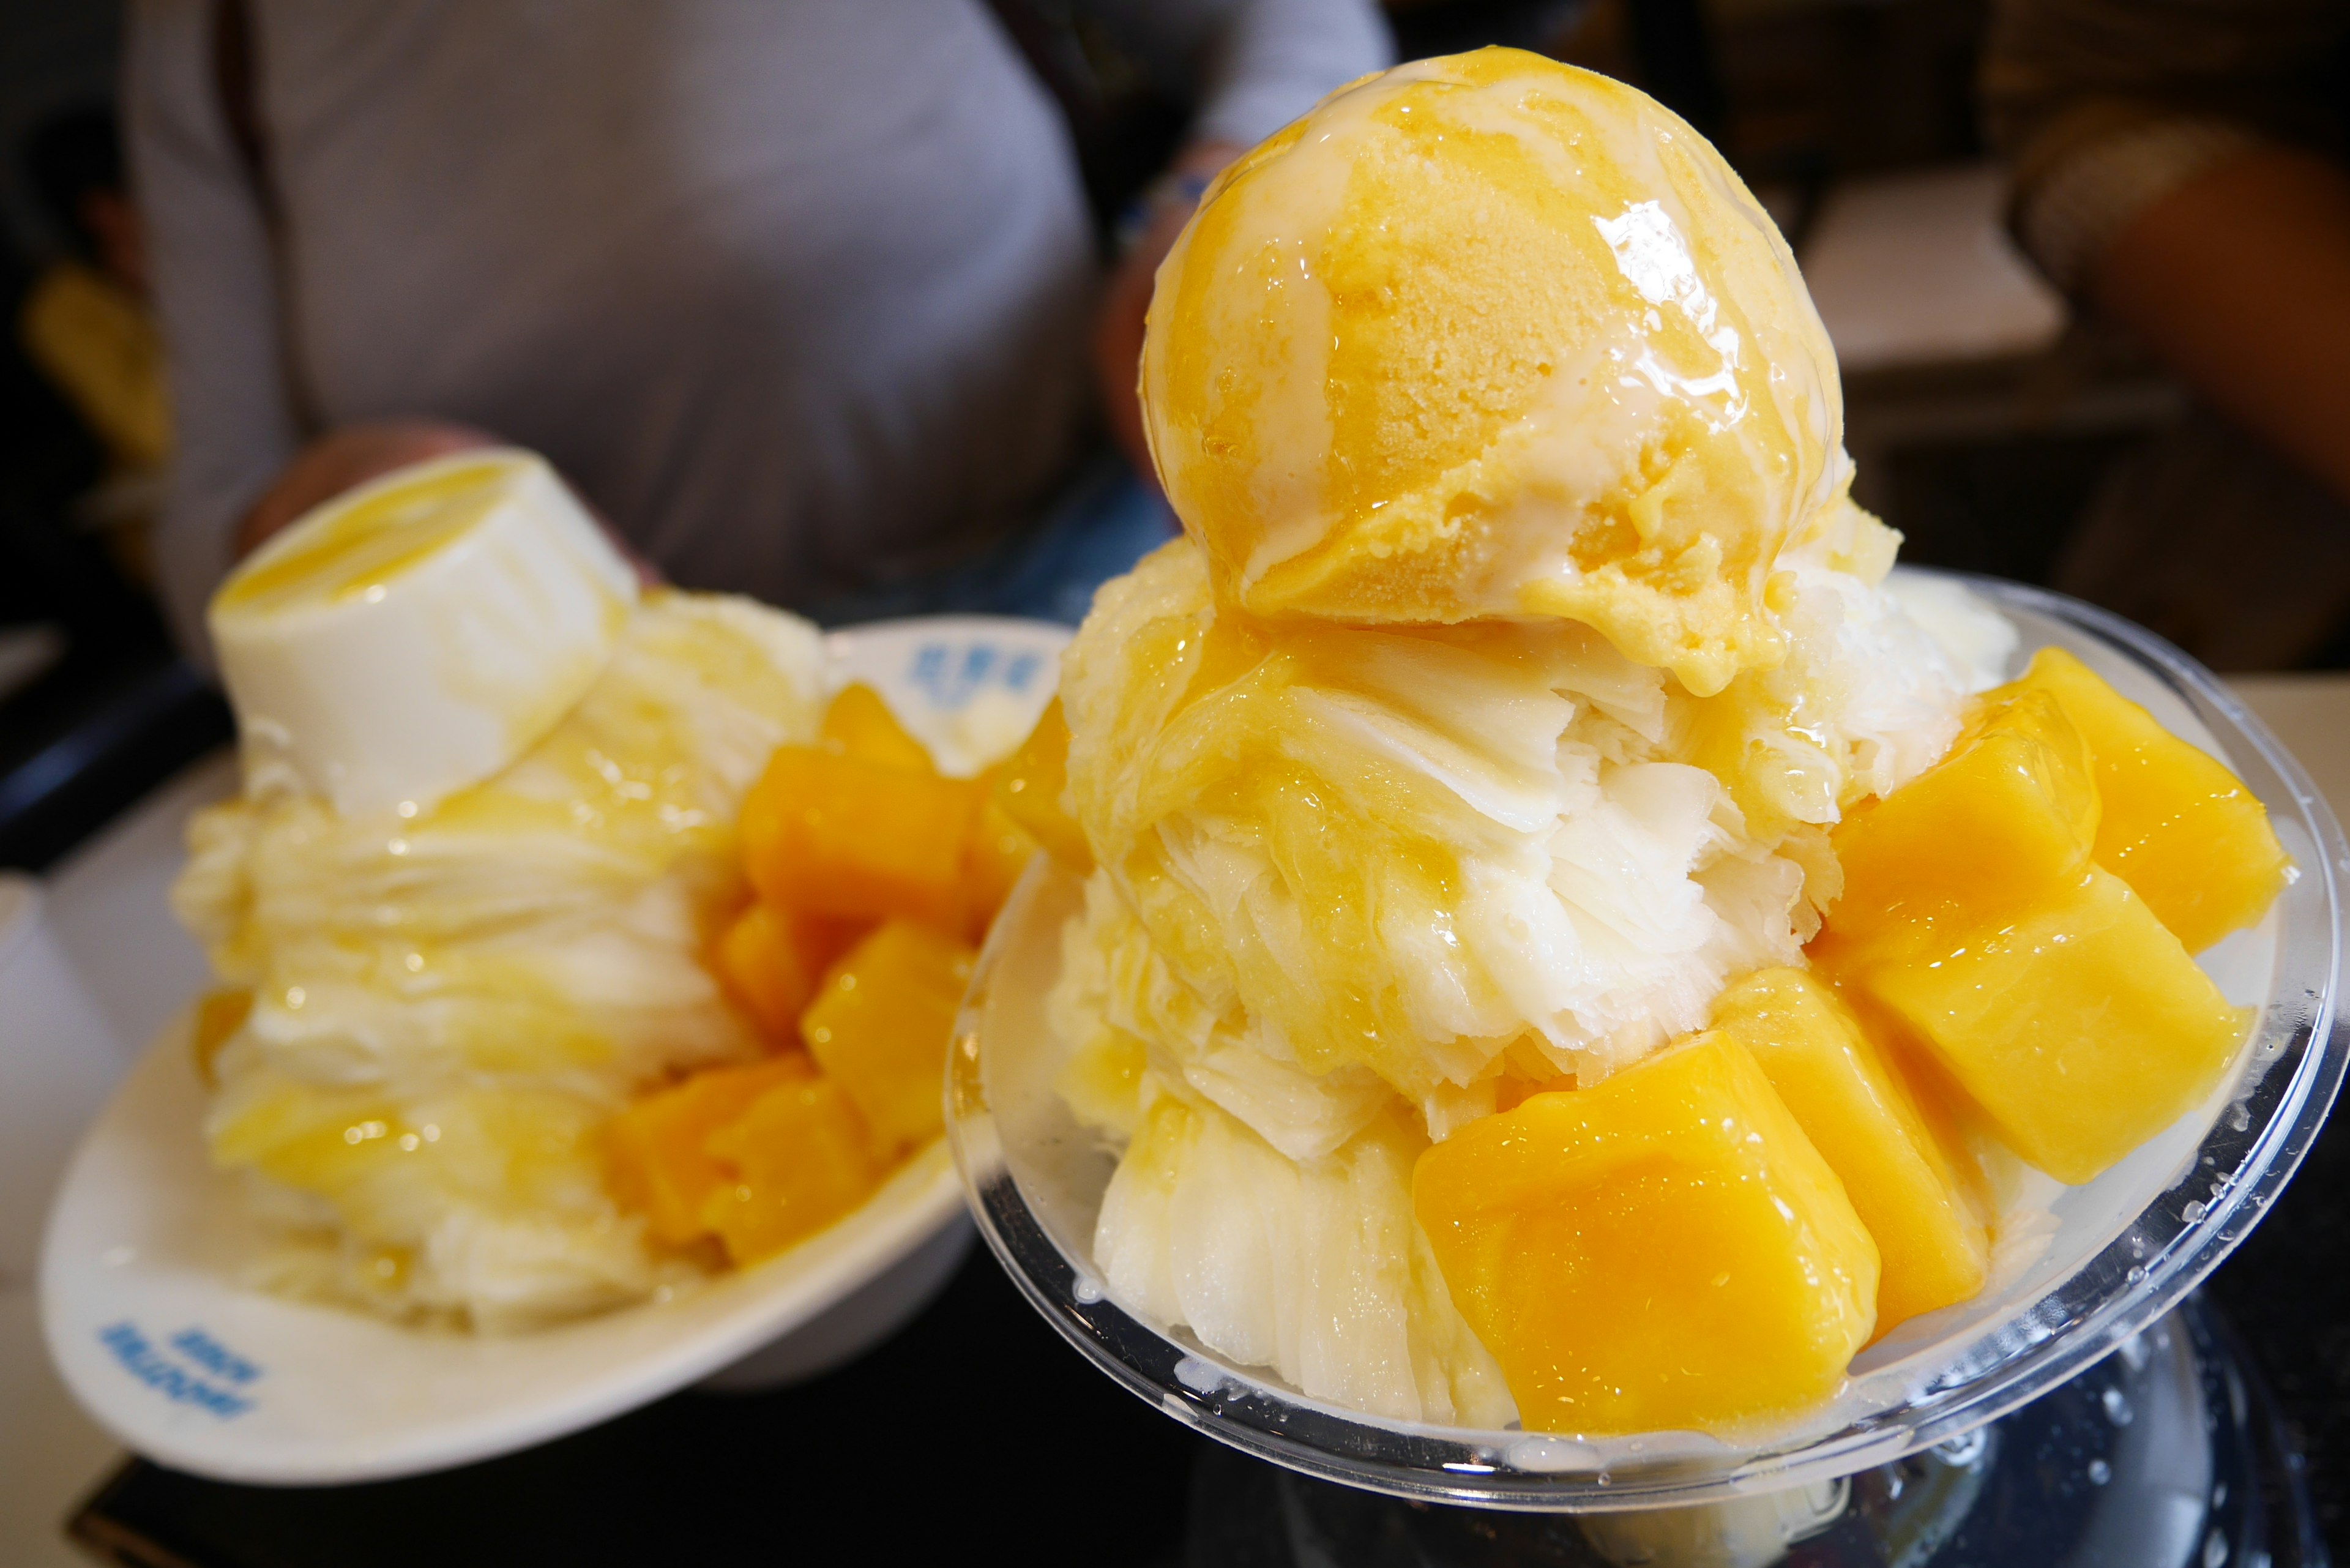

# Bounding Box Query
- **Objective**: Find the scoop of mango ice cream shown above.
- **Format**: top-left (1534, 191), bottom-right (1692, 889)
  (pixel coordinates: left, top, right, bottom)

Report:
top-left (1139, 47), bottom-right (1844, 697)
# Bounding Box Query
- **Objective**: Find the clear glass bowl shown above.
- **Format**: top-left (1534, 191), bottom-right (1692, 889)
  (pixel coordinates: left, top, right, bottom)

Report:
top-left (946, 575), bottom-right (2348, 1512)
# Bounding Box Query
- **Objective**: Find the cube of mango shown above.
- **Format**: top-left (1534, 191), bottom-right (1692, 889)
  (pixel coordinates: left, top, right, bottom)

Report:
top-left (701, 1076), bottom-right (881, 1265)
top-left (799, 911), bottom-right (871, 977)
top-left (2015, 648), bottom-right (2289, 952)
top-left (821, 682), bottom-right (936, 774)
top-left (1860, 866), bottom-right (2245, 1184)
top-left (800, 919), bottom-right (976, 1152)
top-left (1819, 689), bottom-right (2098, 971)
top-left (714, 902), bottom-right (870, 1041)
top-left (714, 903), bottom-right (820, 1042)
top-left (605, 1055), bottom-right (814, 1245)
top-left (739, 745), bottom-right (979, 928)
top-left (1710, 968), bottom-right (1986, 1335)
top-left (993, 697), bottom-right (1092, 872)
top-left (961, 775), bottom-right (1039, 939)
top-left (1414, 1033), bottom-right (1879, 1436)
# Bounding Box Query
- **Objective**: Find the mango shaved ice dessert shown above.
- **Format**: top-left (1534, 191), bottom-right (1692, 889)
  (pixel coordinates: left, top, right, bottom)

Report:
top-left (177, 449), bottom-right (1041, 1330)
top-left (1030, 48), bottom-right (2289, 1437)
top-left (179, 589), bottom-right (828, 1327)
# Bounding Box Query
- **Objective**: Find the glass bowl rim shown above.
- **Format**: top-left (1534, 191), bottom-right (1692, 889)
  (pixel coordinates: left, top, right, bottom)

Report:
top-left (946, 572), bottom-right (2349, 1512)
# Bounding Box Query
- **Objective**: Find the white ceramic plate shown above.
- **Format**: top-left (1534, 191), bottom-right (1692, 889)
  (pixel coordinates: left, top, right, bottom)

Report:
top-left (39, 614), bottom-right (1070, 1485)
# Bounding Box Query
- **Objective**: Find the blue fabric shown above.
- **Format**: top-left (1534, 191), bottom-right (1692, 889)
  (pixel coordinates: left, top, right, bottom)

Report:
top-left (800, 450), bottom-right (1177, 629)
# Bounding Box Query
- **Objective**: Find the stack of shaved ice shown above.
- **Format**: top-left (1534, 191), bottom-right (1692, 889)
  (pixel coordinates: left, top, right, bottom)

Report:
top-left (175, 594), bottom-right (827, 1328)
top-left (1040, 48), bottom-right (2024, 1425)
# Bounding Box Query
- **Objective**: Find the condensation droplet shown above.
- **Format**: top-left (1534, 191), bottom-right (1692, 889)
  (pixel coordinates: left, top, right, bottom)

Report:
top-left (1931, 1430), bottom-right (1988, 1468)
top-left (2087, 1458), bottom-right (2112, 1485)
top-left (2182, 1200), bottom-right (2209, 1223)
top-left (2102, 1387), bottom-right (2134, 1427)
top-left (1173, 1356), bottom-right (1223, 1395)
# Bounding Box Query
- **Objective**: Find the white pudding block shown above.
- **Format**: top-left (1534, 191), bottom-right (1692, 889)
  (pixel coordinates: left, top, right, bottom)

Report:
top-left (209, 450), bottom-right (639, 815)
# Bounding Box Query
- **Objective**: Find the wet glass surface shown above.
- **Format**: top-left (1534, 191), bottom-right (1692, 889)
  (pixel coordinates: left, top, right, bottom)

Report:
top-left (1176, 1296), bottom-right (2325, 1568)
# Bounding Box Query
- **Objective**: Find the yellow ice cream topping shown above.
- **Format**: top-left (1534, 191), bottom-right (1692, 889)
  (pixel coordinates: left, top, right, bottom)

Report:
top-left (1141, 48), bottom-right (1843, 696)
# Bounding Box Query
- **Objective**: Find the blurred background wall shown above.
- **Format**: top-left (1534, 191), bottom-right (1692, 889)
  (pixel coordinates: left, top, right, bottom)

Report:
top-left (1, 0), bottom-right (132, 638)
top-left (1, 1), bottom-right (226, 873)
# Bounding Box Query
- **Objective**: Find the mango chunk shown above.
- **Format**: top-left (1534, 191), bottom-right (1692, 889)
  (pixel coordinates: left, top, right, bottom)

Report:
top-left (714, 903), bottom-right (819, 1042)
top-left (993, 697), bottom-right (1091, 872)
top-left (1710, 968), bottom-right (1986, 1335)
top-left (2015, 648), bottom-right (2289, 952)
top-left (1820, 689), bottom-right (2097, 971)
top-left (800, 919), bottom-right (976, 1152)
top-left (821, 681), bottom-right (935, 773)
top-left (961, 770), bottom-right (1039, 939)
top-left (701, 1076), bottom-right (881, 1264)
top-left (605, 1055), bottom-right (815, 1245)
top-left (1815, 679), bottom-right (2253, 1185)
top-left (739, 745), bottom-right (979, 928)
top-left (1414, 1032), bottom-right (1878, 1436)
top-left (1860, 867), bottom-right (2245, 1184)
top-left (714, 902), bottom-right (868, 1041)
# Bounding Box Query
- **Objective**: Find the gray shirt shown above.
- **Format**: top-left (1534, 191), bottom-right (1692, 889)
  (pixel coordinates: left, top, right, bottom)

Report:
top-left (125, 0), bottom-right (1390, 655)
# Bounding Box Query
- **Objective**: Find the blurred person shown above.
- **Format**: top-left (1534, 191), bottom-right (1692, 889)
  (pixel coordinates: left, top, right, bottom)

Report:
top-left (1985, 0), bottom-right (2350, 670)
top-left (127, 0), bottom-right (1389, 658)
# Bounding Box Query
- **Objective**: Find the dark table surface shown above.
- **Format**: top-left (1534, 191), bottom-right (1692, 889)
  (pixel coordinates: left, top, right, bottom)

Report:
top-left (63, 1076), bottom-right (2350, 1568)
top-left (71, 1237), bottom-right (1205, 1567)
top-left (2201, 1079), bottom-right (2350, 1551)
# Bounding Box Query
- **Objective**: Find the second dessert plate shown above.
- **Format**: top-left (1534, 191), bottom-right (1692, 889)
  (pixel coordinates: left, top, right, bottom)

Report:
top-left (40, 615), bottom-right (1070, 1485)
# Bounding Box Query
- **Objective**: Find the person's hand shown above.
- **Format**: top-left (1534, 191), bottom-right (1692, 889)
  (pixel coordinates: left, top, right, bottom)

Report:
top-left (2089, 144), bottom-right (2350, 510)
top-left (234, 420), bottom-right (501, 559)
top-left (1094, 141), bottom-right (1241, 483)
